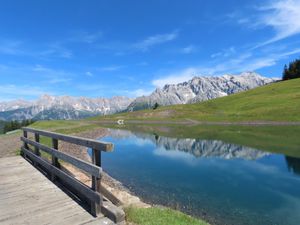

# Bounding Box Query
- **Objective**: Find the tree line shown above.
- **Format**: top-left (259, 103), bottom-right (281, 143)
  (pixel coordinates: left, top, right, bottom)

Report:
top-left (3, 119), bottom-right (35, 133)
top-left (282, 58), bottom-right (300, 80)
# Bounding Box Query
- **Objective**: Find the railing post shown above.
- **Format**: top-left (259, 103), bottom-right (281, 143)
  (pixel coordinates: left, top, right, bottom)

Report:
top-left (33, 133), bottom-right (40, 166)
top-left (51, 138), bottom-right (59, 181)
top-left (22, 130), bottom-right (28, 157)
top-left (91, 148), bottom-right (102, 216)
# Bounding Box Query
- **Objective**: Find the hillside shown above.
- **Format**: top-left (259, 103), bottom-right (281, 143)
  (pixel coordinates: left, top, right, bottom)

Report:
top-left (90, 78), bottom-right (300, 122)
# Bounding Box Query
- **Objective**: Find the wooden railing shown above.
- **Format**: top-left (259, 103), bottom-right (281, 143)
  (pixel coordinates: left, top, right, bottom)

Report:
top-left (20, 127), bottom-right (113, 217)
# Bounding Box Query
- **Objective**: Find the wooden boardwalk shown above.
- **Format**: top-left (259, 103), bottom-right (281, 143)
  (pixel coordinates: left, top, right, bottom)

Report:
top-left (0, 156), bottom-right (115, 225)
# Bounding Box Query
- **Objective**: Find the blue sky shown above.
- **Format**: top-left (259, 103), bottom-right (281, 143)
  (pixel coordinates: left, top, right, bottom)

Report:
top-left (0, 0), bottom-right (300, 101)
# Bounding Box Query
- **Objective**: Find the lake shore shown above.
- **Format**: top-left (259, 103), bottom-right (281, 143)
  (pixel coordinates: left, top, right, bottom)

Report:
top-left (59, 127), bottom-right (211, 225)
top-left (94, 119), bottom-right (300, 126)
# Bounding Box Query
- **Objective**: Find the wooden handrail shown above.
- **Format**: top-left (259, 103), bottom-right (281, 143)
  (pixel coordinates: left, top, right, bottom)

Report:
top-left (22, 127), bottom-right (113, 151)
top-left (20, 127), bottom-right (114, 217)
top-left (21, 137), bottom-right (102, 178)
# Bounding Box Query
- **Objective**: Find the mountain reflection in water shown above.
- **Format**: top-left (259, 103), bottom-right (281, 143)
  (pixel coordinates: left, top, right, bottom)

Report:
top-left (98, 128), bottom-right (300, 225)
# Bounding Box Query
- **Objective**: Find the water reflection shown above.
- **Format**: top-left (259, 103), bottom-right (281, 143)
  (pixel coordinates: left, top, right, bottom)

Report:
top-left (106, 128), bottom-right (269, 160)
top-left (100, 128), bottom-right (300, 225)
top-left (285, 156), bottom-right (300, 175)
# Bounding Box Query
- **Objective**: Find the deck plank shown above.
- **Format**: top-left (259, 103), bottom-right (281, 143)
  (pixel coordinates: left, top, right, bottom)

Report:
top-left (0, 156), bottom-right (114, 225)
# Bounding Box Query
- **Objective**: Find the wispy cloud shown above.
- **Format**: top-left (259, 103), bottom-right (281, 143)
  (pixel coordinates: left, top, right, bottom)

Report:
top-left (133, 30), bottom-right (179, 51)
top-left (231, 0), bottom-right (300, 47)
top-left (0, 40), bottom-right (23, 55)
top-left (256, 0), bottom-right (300, 45)
top-left (40, 43), bottom-right (72, 59)
top-left (152, 68), bottom-right (198, 87)
top-left (179, 45), bottom-right (197, 54)
top-left (129, 88), bottom-right (153, 97)
top-left (152, 47), bottom-right (300, 87)
top-left (0, 84), bottom-right (50, 101)
top-left (70, 31), bottom-right (103, 44)
top-left (32, 64), bottom-right (73, 84)
top-left (85, 71), bottom-right (93, 77)
top-left (98, 65), bottom-right (123, 71)
top-left (211, 47), bottom-right (236, 58)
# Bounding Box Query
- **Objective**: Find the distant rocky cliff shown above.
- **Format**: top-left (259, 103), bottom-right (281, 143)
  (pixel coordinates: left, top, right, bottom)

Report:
top-left (127, 72), bottom-right (276, 111)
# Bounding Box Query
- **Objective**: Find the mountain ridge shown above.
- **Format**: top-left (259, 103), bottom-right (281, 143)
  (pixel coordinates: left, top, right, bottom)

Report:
top-left (0, 95), bottom-right (133, 121)
top-left (0, 71), bottom-right (276, 121)
top-left (127, 72), bottom-right (276, 111)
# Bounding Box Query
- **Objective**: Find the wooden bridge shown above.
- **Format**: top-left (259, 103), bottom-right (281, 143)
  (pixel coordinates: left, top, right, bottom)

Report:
top-left (0, 128), bottom-right (125, 225)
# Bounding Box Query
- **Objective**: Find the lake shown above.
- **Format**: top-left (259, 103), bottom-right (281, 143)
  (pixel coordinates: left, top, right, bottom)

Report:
top-left (98, 127), bottom-right (300, 225)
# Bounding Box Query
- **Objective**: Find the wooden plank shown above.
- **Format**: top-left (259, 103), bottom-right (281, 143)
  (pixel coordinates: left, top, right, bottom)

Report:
top-left (22, 127), bottom-right (113, 152)
top-left (22, 147), bottom-right (101, 204)
top-left (101, 201), bottom-right (125, 223)
top-left (91, 149), bottom-right (102, 216)
top-left (21, 137), bottom-right (102, 178)
top-left (34, 133), bottom-right (40, 156)
top-left (100, 186), bottom-right (122, 207)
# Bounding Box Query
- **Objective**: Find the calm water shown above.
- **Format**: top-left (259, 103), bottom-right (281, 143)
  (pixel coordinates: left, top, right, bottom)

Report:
top-left (98, 128), bottom-right (300, 225)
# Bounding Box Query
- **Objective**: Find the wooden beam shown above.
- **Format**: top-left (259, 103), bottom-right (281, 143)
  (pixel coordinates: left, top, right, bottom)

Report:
top-left (51, 138), bottom-right (59, 181)
top-left (22, 147), bottom-right (101, 204)
top-left (91, 148), bottom-right (102, 216)
top-left (21, 137), bottom-right (102, 178)
top-left (22, 127), bottom-right (113, 152)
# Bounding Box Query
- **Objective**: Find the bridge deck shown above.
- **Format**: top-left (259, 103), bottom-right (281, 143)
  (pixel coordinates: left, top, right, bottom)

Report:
top-left (0, 156), bottom-right (114, 225)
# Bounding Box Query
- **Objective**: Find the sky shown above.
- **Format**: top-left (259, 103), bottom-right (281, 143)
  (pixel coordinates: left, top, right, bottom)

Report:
top-left (0, 0), bottom-right (300, 101)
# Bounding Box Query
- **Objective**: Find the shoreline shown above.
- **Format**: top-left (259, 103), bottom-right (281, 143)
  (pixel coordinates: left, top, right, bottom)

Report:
top-left (60, 127), bottom-right (212, 224)
top-left (59, 127), bottom-right (151, 208)
top-left (93, 120), bottom-right (300, 126)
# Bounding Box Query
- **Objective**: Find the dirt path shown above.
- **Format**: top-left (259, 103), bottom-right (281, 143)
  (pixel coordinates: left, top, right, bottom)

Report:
top-left (0, 133), bottom-right (22, 158)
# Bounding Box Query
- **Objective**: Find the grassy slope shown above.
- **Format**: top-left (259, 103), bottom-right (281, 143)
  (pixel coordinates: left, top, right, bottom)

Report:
top-left (90, 78), bottom-right (300, 122)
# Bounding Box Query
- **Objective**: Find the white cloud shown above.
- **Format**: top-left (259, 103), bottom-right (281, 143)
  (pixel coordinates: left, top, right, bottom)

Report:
top-left (152, 68), bottom-right (198, 87)
top-left (48, 78), bottom-right (72, 84)
top-left (130, 88), bottom-right (153, 97)
top-left (0, 40), bottom-right (23, 55)
top-left (255, 0), bottom-right (300, 46)
top-left (133, 30), bottom-right (179, 51)
top-left (98, 65), bottom-right (122, 71)
top-left (179, 45), bottom-right (197, 54)
top-left (152, 47), bottom-right (300, 87)
top-left (70, 31), bottom-right (103, 44)
top-left (0, 84), bottom-right (49, 100)
top-left (211, 47), bottom-right (236, 58)
top-left (85, 71), bottom-right (93, 77)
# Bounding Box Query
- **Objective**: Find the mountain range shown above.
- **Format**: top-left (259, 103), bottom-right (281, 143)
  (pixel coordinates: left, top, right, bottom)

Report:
top-left (0, 71), bottom-right (276, 121)
top-left (127, 71), bottom-right (276, 111)
top-left (0, 95), bottom-right (133, 121)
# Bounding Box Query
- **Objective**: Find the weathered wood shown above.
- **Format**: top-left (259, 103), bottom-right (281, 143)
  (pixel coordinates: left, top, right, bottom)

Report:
top-left (33, 133), bottom-right (40, 166)
top-left (18, 127), bottom-right (123, 223)
top-left (51, 138), bottom-right (59, 181)
top-left (22, 127), bottom-right (113, 151)
top-left (22, 147), bottom-right (102, 204)
top-left (91, 148), bottom-right (102, 216)
top-left (100, 186), bottom-right (122, 207)
top-left (34, 133), bottom-right (40, 156)
top-left (101, 201), bottom-right (125, 223)
top-left (0, 156), bottom-right (115, 225)
top-left (21, 130), bottom-right (28, 157)
top-left (21, 137), bottom-right (102, 178)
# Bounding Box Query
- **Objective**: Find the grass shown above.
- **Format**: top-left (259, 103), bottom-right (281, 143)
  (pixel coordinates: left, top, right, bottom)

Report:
top-left (125, 207), bottom-right (209, 225)
top-left (89, 78), bottom-right (300, 122)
